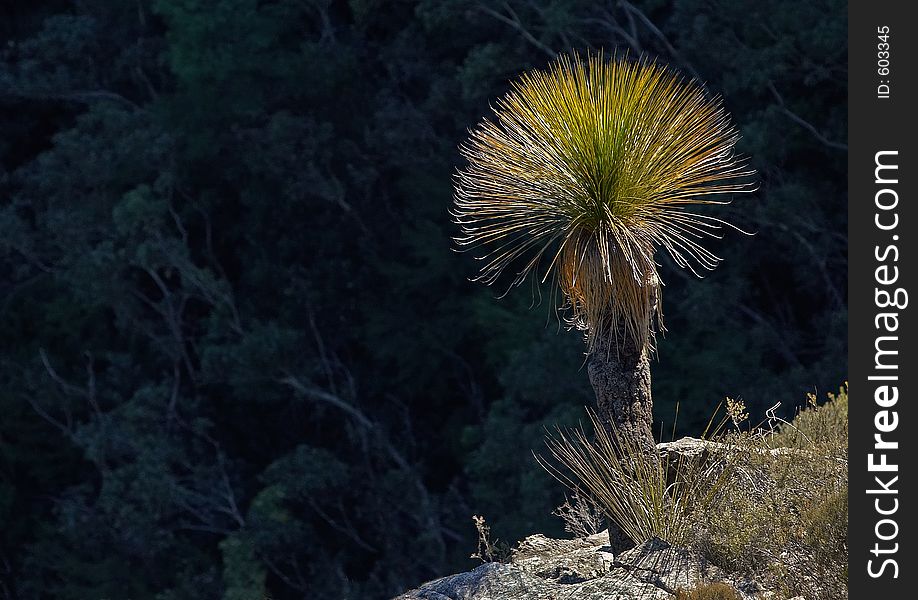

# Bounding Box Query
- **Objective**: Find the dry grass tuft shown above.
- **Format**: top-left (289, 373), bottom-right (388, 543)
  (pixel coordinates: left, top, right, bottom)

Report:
top-left (538, 409), bottom-right (732, 547)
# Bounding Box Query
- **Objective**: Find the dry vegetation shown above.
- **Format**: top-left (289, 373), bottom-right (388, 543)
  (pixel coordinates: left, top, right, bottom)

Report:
top-left (542, 383), bottom-right (849, 600)
top-left (674, 582), bottom-right (742, 600)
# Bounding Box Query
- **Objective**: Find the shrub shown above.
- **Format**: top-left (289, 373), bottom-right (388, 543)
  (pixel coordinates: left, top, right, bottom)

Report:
top-left (691, 384), bottom-right (848, 600)
top-left (674, 582), bottom-right (742, 600)
top-left (541, 383), bottom-right (848, 600)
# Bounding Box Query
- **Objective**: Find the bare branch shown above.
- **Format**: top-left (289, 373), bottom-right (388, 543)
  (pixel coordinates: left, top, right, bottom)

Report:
top-left (279, 375), bottom-right (374, 429)
top-left (24, 392), bottom-right (74, 439)
top-left (735, 303), bottom-right (804, 369)
top-left (167, 360), bottom-right (181, 418)
top-left (478, 2), bottom-right (556, 59)
top-left (219, 465), bottom-right (246, 529)
top-left (40, 347), bottom-right (99, 418)
top-left (262, 555), bottom-right (308, 593)
top-left (307, 497), bottom-right (377, 552)
top-left (775, 222), bottom-right (844, 309)
top-left (307, 307), bottom-right (338, 397)
top-left (619, 0), bottom-right (703, 81)
top-left (767, 81), bottom-right (847, 151)
top-left (2, 87), bottom-right (143, 111)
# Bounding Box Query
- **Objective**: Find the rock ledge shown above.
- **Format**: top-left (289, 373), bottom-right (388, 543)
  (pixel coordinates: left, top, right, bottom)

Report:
top-left (395, 533), bottom-right (766, 600)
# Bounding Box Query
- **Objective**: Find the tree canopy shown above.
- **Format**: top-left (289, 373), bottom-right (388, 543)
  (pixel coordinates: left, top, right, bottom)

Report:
top-left (0, 1), bottom-right (846, 598)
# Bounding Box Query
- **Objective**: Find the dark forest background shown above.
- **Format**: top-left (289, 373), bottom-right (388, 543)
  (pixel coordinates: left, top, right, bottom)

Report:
top-left (0, 1), bottom-right (846, 598)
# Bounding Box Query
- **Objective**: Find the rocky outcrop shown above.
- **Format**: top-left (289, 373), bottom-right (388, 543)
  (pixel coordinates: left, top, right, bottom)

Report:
top-left (395, 436), bottom-right (820, 600)
top-left (395, 534), bottom-right (765, 600)
top-left (656, 436), bottom-right (714, 460)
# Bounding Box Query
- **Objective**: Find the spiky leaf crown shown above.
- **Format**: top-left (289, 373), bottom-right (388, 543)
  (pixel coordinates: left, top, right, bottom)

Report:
top-left (452, 52), bottom-right (754, 351)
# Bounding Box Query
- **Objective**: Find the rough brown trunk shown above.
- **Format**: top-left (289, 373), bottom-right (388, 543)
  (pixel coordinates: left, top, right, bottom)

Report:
top-left (586, 308), bottom-right (658, 553)
top-left (587, 331), bottom-right (656, 456)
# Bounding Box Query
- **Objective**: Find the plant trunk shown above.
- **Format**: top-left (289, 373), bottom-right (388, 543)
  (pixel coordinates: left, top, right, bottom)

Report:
top-left (586, 316), bottom-right (658, 553)
top-left (587, 331), bottom-right (656, 456)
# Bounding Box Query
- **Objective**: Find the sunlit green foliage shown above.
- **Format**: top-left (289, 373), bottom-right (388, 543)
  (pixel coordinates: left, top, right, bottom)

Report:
top-left (454, 52), bottom-right (754, 350)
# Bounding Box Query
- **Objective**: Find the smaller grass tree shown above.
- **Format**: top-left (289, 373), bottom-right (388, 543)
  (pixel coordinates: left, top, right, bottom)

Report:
top-left (452, 52), bottom-right (754, 454)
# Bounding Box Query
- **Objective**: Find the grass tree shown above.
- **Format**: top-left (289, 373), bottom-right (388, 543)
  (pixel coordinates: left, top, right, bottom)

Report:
top-left (452, 52), bottom-right (754, 455)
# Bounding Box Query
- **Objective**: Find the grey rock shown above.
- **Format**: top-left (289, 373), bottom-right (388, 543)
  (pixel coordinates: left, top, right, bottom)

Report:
top-left (512, 531), bottom-right (614, 583)
top-left (657, 436), bottom-right (713, 460)
top-left (395, 533), bottom-right (760, 600)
